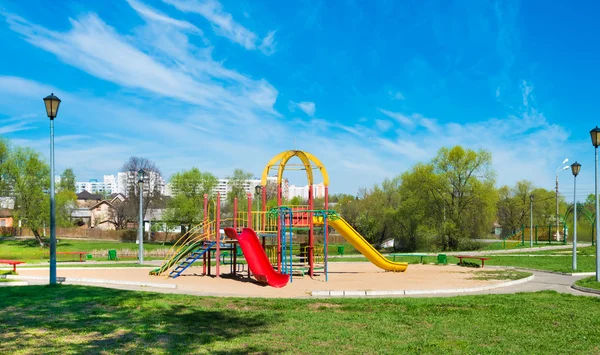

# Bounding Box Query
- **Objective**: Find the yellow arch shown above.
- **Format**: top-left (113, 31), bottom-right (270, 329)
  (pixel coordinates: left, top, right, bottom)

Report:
top-left (261, 150), bottom-right (329, 187)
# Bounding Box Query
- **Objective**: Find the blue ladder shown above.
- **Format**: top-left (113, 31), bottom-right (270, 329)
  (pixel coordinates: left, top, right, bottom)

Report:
top-left (169, 241), bottom-right (216, 279)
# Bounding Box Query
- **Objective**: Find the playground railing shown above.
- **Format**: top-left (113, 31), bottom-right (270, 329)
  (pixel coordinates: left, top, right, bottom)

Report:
top-left (160, 220), bottom-right (215, 271)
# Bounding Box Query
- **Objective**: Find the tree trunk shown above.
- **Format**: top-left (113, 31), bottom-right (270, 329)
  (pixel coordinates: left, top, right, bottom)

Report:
top-left (31, 229), bottom-right (45, 247)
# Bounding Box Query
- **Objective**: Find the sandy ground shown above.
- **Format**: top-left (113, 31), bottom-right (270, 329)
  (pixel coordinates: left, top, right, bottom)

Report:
top-left (14, 262), bottom-right (509, 298)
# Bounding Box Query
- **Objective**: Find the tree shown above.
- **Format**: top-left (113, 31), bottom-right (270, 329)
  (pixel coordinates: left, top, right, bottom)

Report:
top-left (56, 190), bottom-right (77, 227)
top-left (496, 180), bottom-right (535, 236)
top-left (121, 156), bottom-right (163, 226)
top-left (226, 169), bottom-right (253, 211)
top-left (5, 147), bottom-right (50, 246)
top-left (166, 168), bottom-right (218, 227)
top-left (432, 146), bottom-right (497, 249)
top-left (0, 138), bottom-right (10, 196)
top-left (59, 168), bottom-right (76, 192)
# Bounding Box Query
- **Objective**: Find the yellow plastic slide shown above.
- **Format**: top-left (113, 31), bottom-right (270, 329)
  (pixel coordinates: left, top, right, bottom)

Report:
top-left (326, 217), bottom-right (408, 272)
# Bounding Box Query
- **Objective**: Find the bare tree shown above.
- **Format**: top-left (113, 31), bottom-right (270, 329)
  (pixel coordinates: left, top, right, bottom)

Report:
top-left (121, 156), bottom-right (164, 226)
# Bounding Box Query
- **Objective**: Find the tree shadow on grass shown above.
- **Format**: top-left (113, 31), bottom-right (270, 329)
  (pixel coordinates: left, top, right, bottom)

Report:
top-left (0, 285), bottom-right (281, 354)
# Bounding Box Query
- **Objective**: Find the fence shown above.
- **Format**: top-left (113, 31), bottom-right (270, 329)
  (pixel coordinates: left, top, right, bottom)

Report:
top-left (13, 227), bottom-right (182, 243)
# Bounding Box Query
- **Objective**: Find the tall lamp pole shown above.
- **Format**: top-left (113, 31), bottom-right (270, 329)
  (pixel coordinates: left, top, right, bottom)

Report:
top-left (591, 127), bottom-right (600, 281)
top-left (530, 194), bottom-right (534, 247)
top-left (255, 185), bottom-right (262, 212)
top-left (138, 169), bottom-right (145, 264)
top-left (571, 162), bottom-right (581, 271)
top-left (43, 93), bottom-right (61, 285)
top-left (556, 159), bottom-right (569, 241)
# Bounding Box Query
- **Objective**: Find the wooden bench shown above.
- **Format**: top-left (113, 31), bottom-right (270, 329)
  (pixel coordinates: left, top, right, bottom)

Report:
top-left (0, 259), bottom-right (24, 273)
top-left (51, 251), bottom-right (88, 262)
top-left (455, 255), bottom-right (491, 268)
top-left (389, 253), bottom-right (428, 263)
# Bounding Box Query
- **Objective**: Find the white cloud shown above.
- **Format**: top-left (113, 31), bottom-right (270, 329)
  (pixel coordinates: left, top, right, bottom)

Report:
top-left (291, 101), bottom-right (316, 117)
top-left (4, 12), bottom-right (278, 117)
top-left (126, 0), bottom-right (202, 34)
top-left (521, 80), bottom-right (533, 108)
top-left (375, 119), bottom-right (393, 131)
top-left (377, 108), bottom-right (413, 126)
top-left (163, 0), bottom-right (275, 55)
top-left (388, 91), bottom-right (405, 100)
top-left (259, 30), bottom-right (277, 55)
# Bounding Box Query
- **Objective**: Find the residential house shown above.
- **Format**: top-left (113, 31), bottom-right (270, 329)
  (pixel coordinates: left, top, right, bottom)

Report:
top-left (76, 190), bottom-right (103, 208)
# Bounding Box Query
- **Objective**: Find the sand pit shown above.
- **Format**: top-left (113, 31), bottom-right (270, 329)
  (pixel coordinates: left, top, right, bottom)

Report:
top-left (15, 262), bottom-right (521, 298)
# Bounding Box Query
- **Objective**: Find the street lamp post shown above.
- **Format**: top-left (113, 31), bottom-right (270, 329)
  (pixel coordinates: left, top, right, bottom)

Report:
top-left (138, 169), bottom-right (145, 264)
top-left (530, 194), bottom-right (534, 247)
top-left (591, 126), bottom-right (600, 281)
top-left (43, 93), bottom-right (61, 285)
top-left (571, 162), bottom-right (581, 271)
top-left (556, 159), bottom-right (569, 242)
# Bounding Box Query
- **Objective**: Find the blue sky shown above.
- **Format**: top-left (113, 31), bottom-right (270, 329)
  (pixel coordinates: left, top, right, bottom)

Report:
top-left (0, 0), bottom-right (597, 198)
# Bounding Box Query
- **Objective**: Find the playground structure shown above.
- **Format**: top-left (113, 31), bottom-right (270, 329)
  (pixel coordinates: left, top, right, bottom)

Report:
top-left (150, 150), bottom-right (408, 287)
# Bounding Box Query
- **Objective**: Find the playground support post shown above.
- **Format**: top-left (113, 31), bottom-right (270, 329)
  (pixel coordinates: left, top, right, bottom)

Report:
top-left (309, 184), bottom-right (314, 277)
top-left (247, 193), bottom-right (252, 229)
top-left (233, 198), bottom-right (238, 230)
top-left (216, 193), bottom-right (221, 277)
top-left (261, 185), bottom-right (267, 235)
top-left (277, 184), bottom-right (282, 272)
top-left (203, 194), bottom-right (208, 227)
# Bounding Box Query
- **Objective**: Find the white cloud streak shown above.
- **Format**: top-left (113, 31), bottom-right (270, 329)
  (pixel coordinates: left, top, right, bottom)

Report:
top-left (378, 108), bottom-right (413, 126)
top-left (163, 0), bottom-right (276, 54)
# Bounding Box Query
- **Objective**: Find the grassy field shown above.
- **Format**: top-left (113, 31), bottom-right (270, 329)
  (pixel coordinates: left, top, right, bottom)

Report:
top-left (575, 277), bottom-right (600, 291)
top-left (1, 286), bottom-right (599, 354)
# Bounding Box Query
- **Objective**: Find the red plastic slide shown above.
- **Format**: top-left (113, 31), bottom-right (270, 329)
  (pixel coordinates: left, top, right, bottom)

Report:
top-left (224, 228), bottom-right (290, 288)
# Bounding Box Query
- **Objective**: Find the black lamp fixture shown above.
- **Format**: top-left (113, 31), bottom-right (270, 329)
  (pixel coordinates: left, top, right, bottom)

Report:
top-left (591, 126), bottom-right (600, 148)
top-left (571, 162), bottom-right (581, 177)
top-left (43, 93), bottom-right (61, 119)
top-left (255, 185), bottom-right (263, 195)
top-left (138, 169), bottom-right (145, 183)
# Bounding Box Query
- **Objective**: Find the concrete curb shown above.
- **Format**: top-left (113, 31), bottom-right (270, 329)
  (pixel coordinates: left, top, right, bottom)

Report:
top-left (0, 281), bottom-right (28, 287)
top-left (571, 284), bottom-right (600, 295)
top-left (5, 275), bottom-right (176, 289)
top-left (311, 275), bottom-right (535, 297)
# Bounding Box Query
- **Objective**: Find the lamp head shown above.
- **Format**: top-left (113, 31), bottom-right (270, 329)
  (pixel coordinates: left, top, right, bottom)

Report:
top-left (137, 169), bottom-right (145, 183)
top-left (255, 185), bottom-right (263, 195)
top-left (43, 93), bottom-right (61, 119)
top-left (591, 126), bottom-right (600, 148)
top-left (571, 162), bottom-right (581, 177)
top-left (562, 158), bottom-right (569, 164)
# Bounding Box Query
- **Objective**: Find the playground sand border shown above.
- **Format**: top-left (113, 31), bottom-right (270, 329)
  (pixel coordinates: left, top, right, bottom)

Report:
top-left (4, 275), bottom-right (176, 289)
top-left (311, 275), bottom-right (535, 297)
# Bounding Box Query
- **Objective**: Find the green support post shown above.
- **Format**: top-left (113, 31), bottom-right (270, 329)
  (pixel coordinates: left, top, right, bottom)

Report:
top-left (521, 225), bottom-right (525, 246)
top-left (535, 225), bottom-right (538, 245)
top-left (548, 225), bottom-right (551, 245)
top-left (563, 223), bottom-right (567, 245)
top-left (593, 223), bottom-right (595, 247)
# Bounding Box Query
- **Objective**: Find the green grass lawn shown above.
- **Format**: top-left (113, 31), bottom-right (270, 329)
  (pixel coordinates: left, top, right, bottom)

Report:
top-left (1, 286), bottom-right (600, 354)
top-left (575, 277), bottom-right (600, 291)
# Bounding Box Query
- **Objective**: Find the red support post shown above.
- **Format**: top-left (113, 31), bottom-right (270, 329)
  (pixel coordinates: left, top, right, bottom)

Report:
top-left (233, 197), bottom-right (238, 230)
top-left (216, 193), bottom-right (221, 277)
top-left (309, 184), bottom-right (314, 277)
top-left (277, 184), bottom-right (282, 272)
top-left (262, 185), bottom-right (267, 233)
top-left (247, 193), bottom-right (252, 229)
